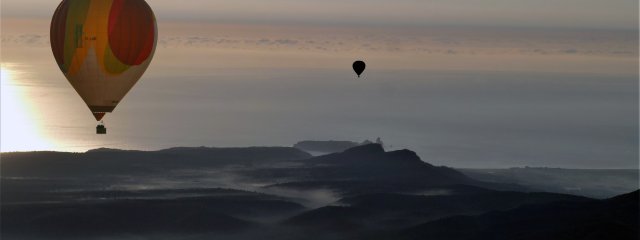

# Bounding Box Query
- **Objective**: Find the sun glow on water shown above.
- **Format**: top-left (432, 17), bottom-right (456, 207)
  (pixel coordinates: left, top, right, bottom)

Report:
top-left (1, 64), bottom-right (55, 152)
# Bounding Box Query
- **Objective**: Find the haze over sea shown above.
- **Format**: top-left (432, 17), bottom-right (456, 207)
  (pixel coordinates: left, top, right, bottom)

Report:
top-left (1, 0), bottom-right (638, 169)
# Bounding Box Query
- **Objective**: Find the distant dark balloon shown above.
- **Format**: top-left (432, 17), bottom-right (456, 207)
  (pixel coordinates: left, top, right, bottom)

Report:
top-left (352, 60), bottom-right (366, 78)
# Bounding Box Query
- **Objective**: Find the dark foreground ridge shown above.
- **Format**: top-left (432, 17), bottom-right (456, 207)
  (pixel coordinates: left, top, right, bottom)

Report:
top-left (388, 190), bottom-right (639, 240)
top-left (1, 144), bottom-right (638, 240)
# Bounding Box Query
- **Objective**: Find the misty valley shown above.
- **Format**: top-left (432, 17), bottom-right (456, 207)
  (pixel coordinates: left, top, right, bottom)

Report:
top-left (1, 143), bottom-right (638, 240)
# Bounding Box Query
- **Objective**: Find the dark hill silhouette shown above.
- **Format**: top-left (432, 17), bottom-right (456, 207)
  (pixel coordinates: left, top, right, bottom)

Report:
top-left (460, 167), bottom-right (639, 198)
top-left (2, 188), bottom-right (305, 239)
top-left (294, 140), bottom-right (361, 154)
top-left (387, 190), bottom-right (639, 240)
top-left (2, 144), bottom-right (636, 240)
top-left (283, 206), bottom-right (373, 231)
top-left (4, 201), bottom-right (254, 238)
top-left (261, 144), bottom-right (523, 194)
top-left (341, 189), bottom-right (590, 215)
top-left (306, 144), bottom-right (471, 184)
top-left (282, 186), bottom-right (591, 233)
top-left (0, 146), bottom-right (311, 177)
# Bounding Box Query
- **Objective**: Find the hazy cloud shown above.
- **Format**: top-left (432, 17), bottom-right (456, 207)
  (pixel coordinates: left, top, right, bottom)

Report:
top-left (4, 23), bottom-right (636, 59)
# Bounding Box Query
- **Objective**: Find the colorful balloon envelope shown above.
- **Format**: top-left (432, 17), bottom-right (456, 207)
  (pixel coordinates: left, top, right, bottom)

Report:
top-left (50, 0), bottom-right (157, 123)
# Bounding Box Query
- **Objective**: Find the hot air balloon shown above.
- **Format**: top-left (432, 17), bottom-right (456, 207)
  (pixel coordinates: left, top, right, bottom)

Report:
top-left (50, 0), bottom-right (157, 134)
top-left (352, 60), bottom-right (366, 78)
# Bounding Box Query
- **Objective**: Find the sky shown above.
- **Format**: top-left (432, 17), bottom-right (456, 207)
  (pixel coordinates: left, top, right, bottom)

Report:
top-left (2, 0), bottom-right (639, 29)
top-left (0, 0), bottom-right (638, 168)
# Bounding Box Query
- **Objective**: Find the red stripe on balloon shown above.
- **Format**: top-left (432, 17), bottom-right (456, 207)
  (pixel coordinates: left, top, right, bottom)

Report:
top-left (108, 0), bottom-right (124, 36)
top-left (133, 3), bottom-right (155, 64)
top-left (108, 0), bottom-right (155, 66)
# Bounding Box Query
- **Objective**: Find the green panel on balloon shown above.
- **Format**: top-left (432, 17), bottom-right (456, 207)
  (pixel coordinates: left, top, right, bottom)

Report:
top-left (62, 0), bottom-right (90, 73)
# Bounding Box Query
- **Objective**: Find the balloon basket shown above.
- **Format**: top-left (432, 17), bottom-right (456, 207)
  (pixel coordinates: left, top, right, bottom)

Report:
top-left (96, 124), bottom-right (107, 134)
